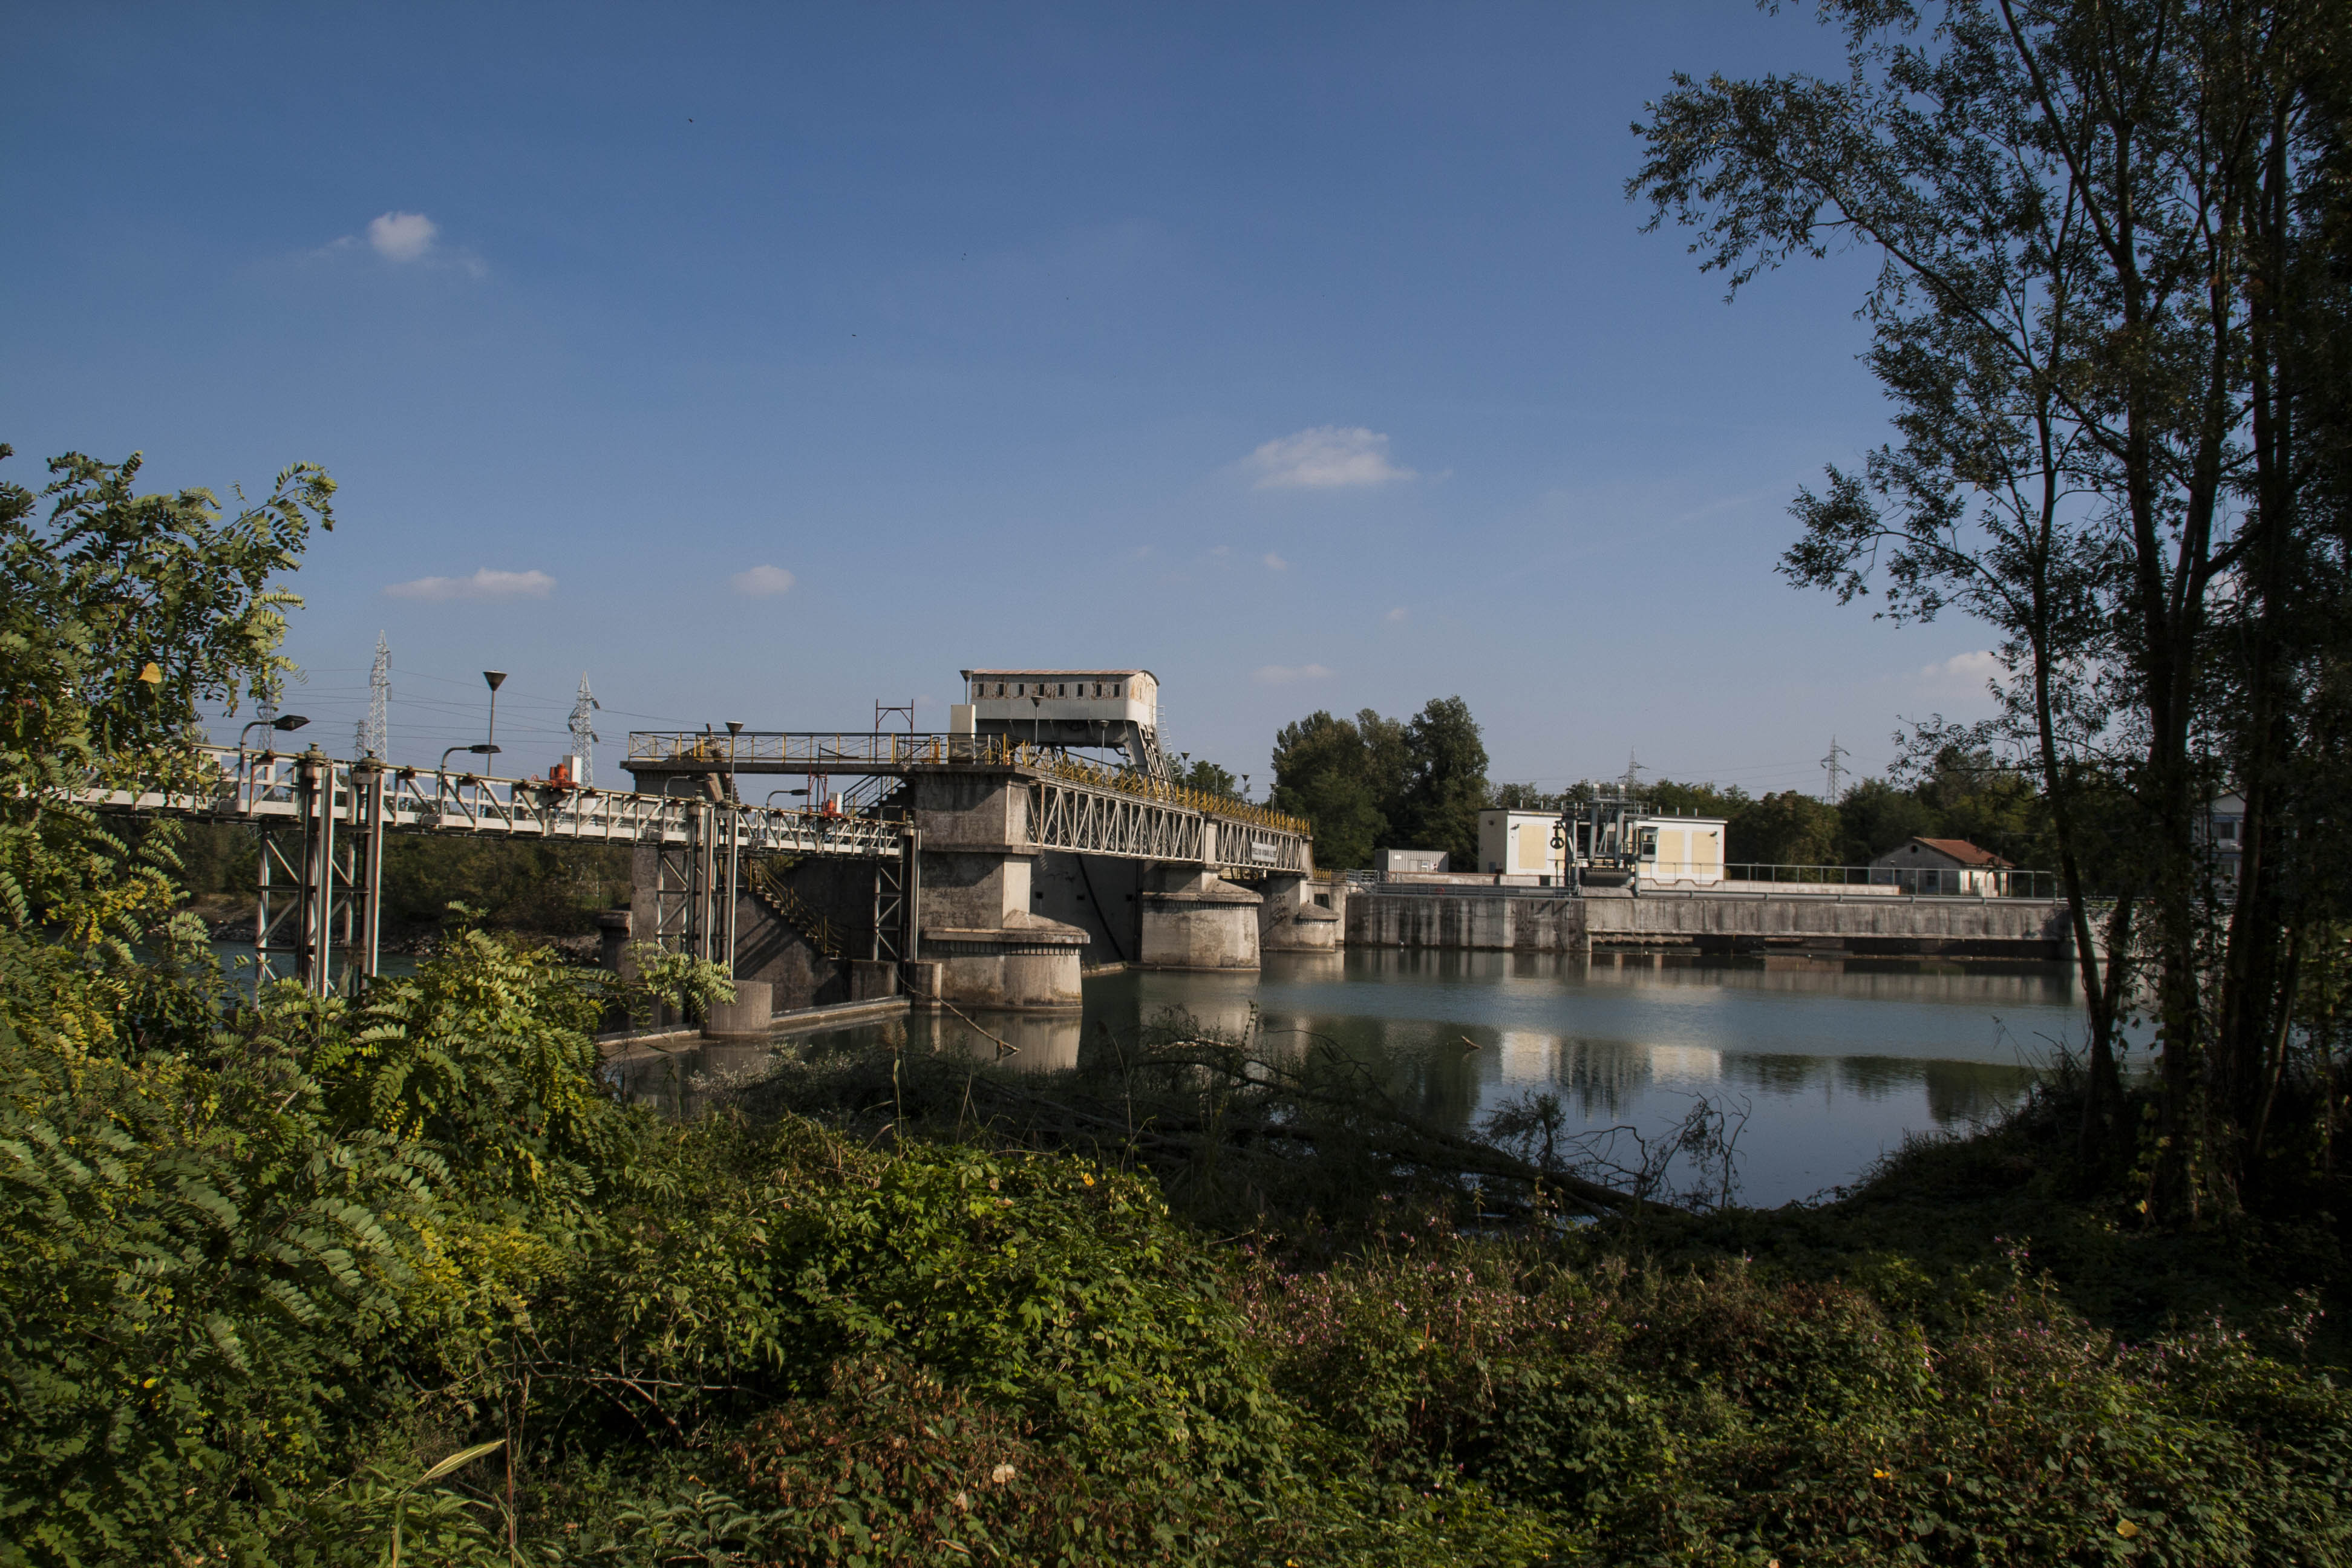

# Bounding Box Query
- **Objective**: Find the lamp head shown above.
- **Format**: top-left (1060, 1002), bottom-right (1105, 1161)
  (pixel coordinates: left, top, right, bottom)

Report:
top-left (726, 720), bottom-right (744, 737)
top-left (273, 714), bottom-right (310, 731)
top-left (484, 671), bottom-right (508, 692)
top-left (468, 743), bottom-right (500, 756)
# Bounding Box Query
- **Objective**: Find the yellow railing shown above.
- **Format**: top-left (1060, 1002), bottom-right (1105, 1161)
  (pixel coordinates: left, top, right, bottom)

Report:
top-left (1028, 751), bottom-right (1308, 836)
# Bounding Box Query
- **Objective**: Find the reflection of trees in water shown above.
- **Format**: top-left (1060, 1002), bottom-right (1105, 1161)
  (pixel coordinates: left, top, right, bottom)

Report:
top-left (1921, 1059), bottom-right (2036, 1126)
top-left (1723, 1054), bottom-right (1831, 1095)
top-left (1834, 1056), bottom-right (1912, 1099)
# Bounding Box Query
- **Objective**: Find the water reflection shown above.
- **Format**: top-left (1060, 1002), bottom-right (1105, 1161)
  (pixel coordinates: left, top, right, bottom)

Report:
top-left (609, 950), bottom-right (2109, 1207)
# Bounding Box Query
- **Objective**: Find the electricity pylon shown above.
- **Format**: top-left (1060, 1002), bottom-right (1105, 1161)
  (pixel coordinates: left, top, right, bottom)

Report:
top-left (569, 674), bottom-right (601, 787)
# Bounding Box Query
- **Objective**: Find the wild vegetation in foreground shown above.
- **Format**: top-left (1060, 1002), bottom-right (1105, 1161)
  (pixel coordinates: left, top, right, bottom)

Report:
top-left (8, 920), bottom-right (2350, 1567)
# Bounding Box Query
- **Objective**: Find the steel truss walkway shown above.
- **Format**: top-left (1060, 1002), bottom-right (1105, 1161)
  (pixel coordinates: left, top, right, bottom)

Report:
top-left (85, 745), bottom-right (912, 998)
top-left (627, 731), bottom-right (1313, 875)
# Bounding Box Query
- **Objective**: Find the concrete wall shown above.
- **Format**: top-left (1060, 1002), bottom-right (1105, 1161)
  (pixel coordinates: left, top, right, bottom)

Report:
top-left (907, 769), bottom-right (1088, 1008)
top-left (1345, 889), bottom-right (2071, 958)
top-left (1258, 872), bottom-right (1342, 952)
top-left (1030, 851), bottom-right (1145, 962)
top-left (1138, 866), bottom-right (1262, 970)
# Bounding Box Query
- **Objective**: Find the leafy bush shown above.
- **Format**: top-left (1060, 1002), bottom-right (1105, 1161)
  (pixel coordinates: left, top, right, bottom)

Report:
top-left (0, 990), bottom-right (434, 1564)
top-left (1237, 1235), bottom-right (2352, 1566)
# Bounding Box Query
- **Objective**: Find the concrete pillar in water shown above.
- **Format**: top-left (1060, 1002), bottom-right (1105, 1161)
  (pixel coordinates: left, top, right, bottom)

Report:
top-left (1140, 865), bottom-right (1263, 970)
top-left (1257, 872), bottom-right (1341, 953)
top-left (907, 770), bottom-right (1088, 1009)
top-left (703, 978), bottom-right (773, 1037)
top-left (597, 909), bottom-right (635, 976)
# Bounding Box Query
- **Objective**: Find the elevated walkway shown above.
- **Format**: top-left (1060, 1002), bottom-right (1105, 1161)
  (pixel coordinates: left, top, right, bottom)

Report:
top-left (625, 730), bottom-right (1312, 875)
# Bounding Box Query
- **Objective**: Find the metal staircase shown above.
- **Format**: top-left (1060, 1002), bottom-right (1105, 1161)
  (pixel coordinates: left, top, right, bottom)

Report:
top-left (748, 857), bottom-right (847, 959)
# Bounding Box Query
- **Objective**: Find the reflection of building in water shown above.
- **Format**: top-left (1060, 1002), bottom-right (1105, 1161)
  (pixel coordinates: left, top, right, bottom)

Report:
top-left (1550, 1036), bottom-right (1651, 1120)
top-left (1498, 1030), bottom-right (1557, 1083)
top-left (605, 1040), bottom-right (786, 1122)
top-left (1580, 956), bottom-right (2074, 1007)
top-left (921, 1009), bottom-right (1082, 1072)
top-left (1131, 970), bottom-right (1259, 1041)
top-left (1645, 1045), bottom-right (1723, 1083)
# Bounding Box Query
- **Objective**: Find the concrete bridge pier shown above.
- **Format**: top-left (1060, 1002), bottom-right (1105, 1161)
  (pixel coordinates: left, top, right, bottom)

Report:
top-left (909, 771), bottom-right (1089, 1010)
top-left (1257, 872), bottom-right (1341, 953)
top-left (1139, 865), bottom-right (1262, 970)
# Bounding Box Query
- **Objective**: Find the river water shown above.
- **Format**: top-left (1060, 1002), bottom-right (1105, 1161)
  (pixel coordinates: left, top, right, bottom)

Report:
top-left (628, 950), bottom-right (2107, 1209)
top-left (213, 935), bottom-right (2101, 1207)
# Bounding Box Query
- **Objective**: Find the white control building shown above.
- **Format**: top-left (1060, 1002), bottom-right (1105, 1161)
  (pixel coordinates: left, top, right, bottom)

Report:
top-left (953, 668), bottom-right (1168, 777)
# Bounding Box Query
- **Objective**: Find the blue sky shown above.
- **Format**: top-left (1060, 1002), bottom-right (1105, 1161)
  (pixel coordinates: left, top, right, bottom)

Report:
top-left (2, 2), bottom-right (2003, 796)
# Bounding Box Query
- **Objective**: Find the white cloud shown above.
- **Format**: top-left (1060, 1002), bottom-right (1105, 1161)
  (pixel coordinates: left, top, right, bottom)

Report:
top-left (1253, 662), bottom-right (1334, 684)
top-left (367, 211), bottom-right (439, 262)
top-left (384, 567), bottom-right (554, 601)
top-left (731, 564), bottom-right (796, 597)
top-left (1262, 552), bottom-right (1288, 570)
top-left (1385, 606), bottom-right (1409, 623)
top-left (1921, 650), bottom-right (2002, 681)
top-left (1246, 425), bottom-right (1414, 490)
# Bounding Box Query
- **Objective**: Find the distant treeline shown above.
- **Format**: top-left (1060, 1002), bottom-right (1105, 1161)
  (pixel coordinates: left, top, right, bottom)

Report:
top-left (1263, 697), bottom-right (2050, 871)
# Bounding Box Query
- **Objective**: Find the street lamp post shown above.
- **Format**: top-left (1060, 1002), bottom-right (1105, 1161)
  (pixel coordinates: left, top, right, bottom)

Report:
top-left (482, 671), bottom-right (507, 757)
top-left (440, 742), bottom-right (499, 774)
top-left (240, 713), bottom-right (310, 752)
top-left (724, 721), bottom-right (743, 976)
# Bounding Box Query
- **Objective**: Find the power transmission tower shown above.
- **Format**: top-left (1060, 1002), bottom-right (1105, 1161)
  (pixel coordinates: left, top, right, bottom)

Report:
top-left (569, 674), bottom-right (601, 787)
top-left (1621, 748), bottom-right (1644, 797)
top-left (1821, 735), bottom-right (1850, 802)
top-left (362, 633), bottom-right (391, 757)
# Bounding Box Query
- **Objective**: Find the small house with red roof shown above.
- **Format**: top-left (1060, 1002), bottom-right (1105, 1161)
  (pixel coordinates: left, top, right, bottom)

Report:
top-left (1869, 837), bottom-right (2014, 896)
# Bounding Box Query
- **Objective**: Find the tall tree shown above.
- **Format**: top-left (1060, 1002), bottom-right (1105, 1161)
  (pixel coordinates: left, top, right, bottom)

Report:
top-left (1357, 707), bottom-right (1414, 844)
top-left (1399, 697), bottom-right (1491, 867)
top-left (1269, 711), bottom-right (1385, 869)
top-left (1633, 0), bottom-right (2348, 1206)
top-left (0, 446), bottom-right (333, 935)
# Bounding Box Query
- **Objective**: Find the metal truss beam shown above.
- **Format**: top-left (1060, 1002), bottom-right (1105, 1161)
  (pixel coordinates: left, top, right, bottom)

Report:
top-left (1028, 778), bottom-right (1309, 873)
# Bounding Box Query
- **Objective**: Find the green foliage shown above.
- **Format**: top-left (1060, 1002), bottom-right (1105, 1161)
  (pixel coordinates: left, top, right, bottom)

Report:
top-left (1397, 696), bottom-right (1490, 869)
top-left (1643, 777), bottom-right (1749, 822)
top-left (1270, 700), bottom-right (1488, 869)
top-left (0, 993), bottom-right (433, 1564)
top-left (1269, 711), bottom-right (1385, 869)
top-left (379, 836), bottom-right (631, 938)
top-left (1178, 757), bottom-right (1238, 796)
top-left (1240, 1228), bottom-right (2352, 1566)
top-left (0, 445), bottom-right (332, 935)
top-left (1729, 788), bottom-right (1844, 866)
